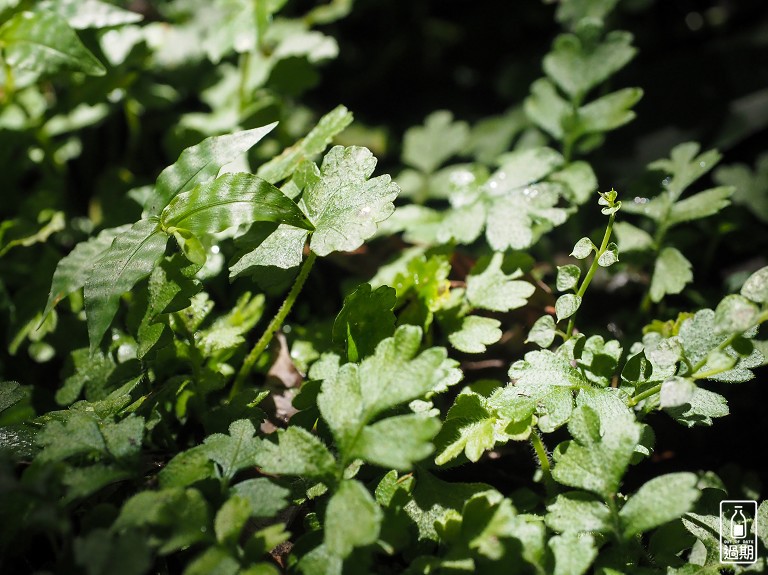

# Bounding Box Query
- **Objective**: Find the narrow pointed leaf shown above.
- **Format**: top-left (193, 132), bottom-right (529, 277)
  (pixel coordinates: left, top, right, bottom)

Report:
top-left (0, 11), bottom-right (106, 76)
top-left (160, 172), bottom-right (313, 235)
top-left (150, 123), bottom-right (277, 215)
top-left (257, 105), bottom-right (353, 184)
top-left (43, 225), bottom-right (130, 319)
top-left (84, 220), bottom-right (167, 351)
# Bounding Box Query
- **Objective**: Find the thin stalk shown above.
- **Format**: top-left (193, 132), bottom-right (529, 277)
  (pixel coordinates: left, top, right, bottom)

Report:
top-left (530, 430), bottom-right (555, 494)
top-left (230, 251), bottom-right (317, 399)
top-left (238, 51), bottom-right (252, 113)
top-left (565, 211), bottom-right (616, 338)
top-left (628, 383), bottom-right (662, 407)
top-left (2, 53), bottom-right (14, 104)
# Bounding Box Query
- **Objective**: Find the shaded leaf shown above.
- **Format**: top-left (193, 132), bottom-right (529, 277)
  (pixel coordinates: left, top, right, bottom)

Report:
top-left (84, 220), bottom-right (168, 351)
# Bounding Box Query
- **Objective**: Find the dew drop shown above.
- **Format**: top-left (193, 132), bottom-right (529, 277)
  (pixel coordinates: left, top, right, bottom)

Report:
top-left (210, 245), bottom-right (220, 254)
top-left (633, 196), bottom-right (649, 204)
top-left (662, 177), bottom-right (671, 186)
top-left (699, 161), bottom-right (706, 168)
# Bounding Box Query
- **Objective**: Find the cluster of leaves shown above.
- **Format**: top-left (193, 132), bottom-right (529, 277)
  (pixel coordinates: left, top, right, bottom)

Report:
top-left (1, 1), bottom-right (768, 574)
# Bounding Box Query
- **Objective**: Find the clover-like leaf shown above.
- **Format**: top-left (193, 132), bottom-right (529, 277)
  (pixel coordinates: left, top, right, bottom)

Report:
top-left (317, 325), bottom-right (450, 460)
top-left (741, 265), bottom-right (768, 303)
top-left (619, 473), bottom-right (700, 539)
top-left (571, 237), bottom-right (595, 259)
top-left (648, 142), bottom-right (722, 202)
top-left (552, 404), bottom-right (641, 498)
top-left (255, 426), bottom-right (336, 481)
top-left (650, 247), bottom-right (692, 303)
top-left (527, 315), bottom-right (557, 348)
top-left (555, 294), bottom-right (582, 322)
top-left (543, 30), bottom-right (636, 100)
top-left (302, 146), bottom-right (399, 256)
top-left (448, 316), bottom-right (503, 354)
top-left (402, 110), bottom-right (470, 174)
top-left (557, 264), bottom-right (581, 292)
top-left (466, 252), bottom-right (535, 312)
top-left (202, 419), bottom-right (262, 481)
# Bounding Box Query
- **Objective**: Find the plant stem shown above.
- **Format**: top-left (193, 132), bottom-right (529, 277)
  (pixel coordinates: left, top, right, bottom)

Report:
top-left (238, 51), bottom-right (252, 113)
top-left (628, 383), bottom-right (662, 407)
top-left (530, 430), bottom-right (555, 494)
top-left (230, 251), bottom-right (317, 399)
top-left (565, 211), bottom-right (616, 338)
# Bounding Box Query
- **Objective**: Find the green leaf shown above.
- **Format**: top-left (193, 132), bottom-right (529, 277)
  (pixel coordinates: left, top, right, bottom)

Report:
top-left (650, 247), bottom-right (693, 303)
top-left (571, 237), bottom-right (595, 259)
top-left (317, 325), bottom-right (449, 456)
top-left (114, 487), bottom-right (210, 554)
top-left (543, 30), bottom-right (636, 100)
top-left (527, 315), bottom-right (556, 348)
top-left (229, 224), bottom-right (309, 279)
top-left (170, 228), bottom-right (206, 266)
top-left (231, 478), bottom-right (290, 518)
top-left (402, 110), bottom-right (470, 174)
top-left (555, 293), bottom-right (582, 322)
top-left (493, 146), bottom-right (564, 189)
top-left (159, 446), bottom-right (215, 488)
top-left (619, 473), bottom-right (700, 539)
top-left (215, 495), bottom-right (251, 545)
top-left (0, 10), bottom-right (106, 76)
top-left (41, 0), bottom-right (144, 29)
top-left (659, 377), bottom-right (696, 408)
top-left (557, 264), bottom-right (581, 292)
top-left (613, 221), bottom-right (654, 252)
top-left (713, 294), bottom-right (759, 334)
top-left (84, 220), bottom-right (168, 351)
top-left (332, 284), bottom-right (397, 362)
top-left (466, 253), bottom-right (535, 312)
top-left (550, 161), bottom-right (598, 205)
top-left (202, 419), bottom-right (262, 481)
top-left (740, 265), bottom-right (768, 303)
top-left (73, 529), bottom-right (152, 575)
top-left (151, 123), bottom-right (277, 215)
top-left (184, 547), bottom-right (239, 575)
top-left (302, 146), bottom-right (399, 256)
top-left (161, 173), bottom-right (312, 236)
top-left (597, 242), bottom-right (619, 267)
top-left (665, 387), bottom-right (728, 427)
top-left (43, 225), bottom-right (130, 319)
top-left (0, 381), bottom-right (24, 413)
top-left (353, 414), bottom-right (440, 470)
top-left (257, 105), bottom-right (353, 184)
top-left (668, 186), bottom-right (734, 225)
top-left (546, 492), bottom-right (611, 534)
top-left (524, 78), bottom-right (570, 139)
top-left (576, 88), bottom-right (643, 133)
top-left (325, 479), bottom-right (382, 558)
top-left (550, 532), bottom-right (597, 575)
top-left (255, 426), bottom-right (336, 481)
top-left (714, 153), bottom-right (768, 223)
top-left (552, 404), bottom-right (641, 498)
top-left (649, 142), bottom-right (722, 202)
top-left (448, 316), bottom-right (502, 354)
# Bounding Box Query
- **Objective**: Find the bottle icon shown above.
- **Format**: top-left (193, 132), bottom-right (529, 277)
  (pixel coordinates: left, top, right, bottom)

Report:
top-left (731, 506), bottom-right (747, 539)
